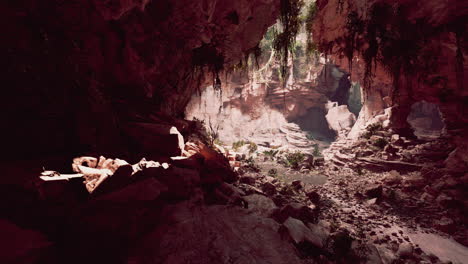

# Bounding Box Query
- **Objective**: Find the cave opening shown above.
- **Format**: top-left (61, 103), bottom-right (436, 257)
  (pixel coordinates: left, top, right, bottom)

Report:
top-left (407, 101), bottom-right (445, 140)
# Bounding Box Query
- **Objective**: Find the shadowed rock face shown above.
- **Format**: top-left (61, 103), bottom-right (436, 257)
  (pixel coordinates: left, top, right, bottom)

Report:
top-left (312, 0), bottom-right (467, 127)
top-left (312, 0), bottom-right (467, 169)
top-left (1, 0), bottom-right (280, 158)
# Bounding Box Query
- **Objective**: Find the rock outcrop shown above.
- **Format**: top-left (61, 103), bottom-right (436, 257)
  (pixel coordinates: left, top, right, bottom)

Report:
top-left (312, 0), bottom-right (467, 171)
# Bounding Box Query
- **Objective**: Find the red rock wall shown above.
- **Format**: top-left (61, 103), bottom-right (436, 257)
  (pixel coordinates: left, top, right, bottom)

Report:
top-left (1, 0), bottom-right (280, 158)
top-left (311, 0), bottom-right (467, 136)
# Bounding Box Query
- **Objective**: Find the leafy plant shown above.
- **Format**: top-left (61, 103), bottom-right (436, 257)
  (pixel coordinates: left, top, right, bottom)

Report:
top-left (244, 157), bottom-right (261, 172)
top-left (304, 2), bottom-right (319, 60)
top-left (248, 142), bottom-right (258, 154)
top-left (232, 140), bottom-right (257, 153)
top-left (191, 117), bottom-right (211, 144)
top-left (281, 151), bottom-right (305, 169)
top-left (206, 118), bottom-right (220, 147)
top-left (273, 0), bottom-right (305, 84)
top-left (232, 140), bottom-right (246, 151)
top-left (263, 149), bottom-right (279, 158)
top-left (214, 138), bottom-right (224, 146)
top-left (313, 144), bottom-right (321, 157)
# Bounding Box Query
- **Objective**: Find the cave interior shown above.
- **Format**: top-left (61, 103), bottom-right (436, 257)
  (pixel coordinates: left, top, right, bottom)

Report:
top-left (1, 0), bottom-right (467, 263)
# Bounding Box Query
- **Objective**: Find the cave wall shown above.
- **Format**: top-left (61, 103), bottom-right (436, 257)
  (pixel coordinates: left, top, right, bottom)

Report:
top-left (1, 0), bottom-right (280, 159)
top-left (312, 0), bottom-right (467, 138)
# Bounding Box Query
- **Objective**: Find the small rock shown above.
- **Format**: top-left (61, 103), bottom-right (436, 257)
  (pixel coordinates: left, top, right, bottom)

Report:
top-left (397, 242), bottom-right (413, 258)
top-left (307, 223), bottom-right (330, 247)
top-left (384, 144), bottom-right (398, 155)
top-left (391, 134), bottom-right (400, 142)
top-left (264, 176), bottom-right (276, 183)
top-left (435, 193), bottom-right (454, 208)
top-left (366, 198), bottom-right (378, 205)
top-left (374, 244), bottom-right (397, 263)
top-left (261, 182), bottom-right (277, 196)
top-left (239, 176), bottom-right (256, 185)
top-left (365, 184), bottom-right (383, 198)
top-left (384, 171), bottom-right (402, 185)
top-left (291, 180), bottom-right (303, 190)
top-left (279, 217), bottom-right (324, 248)
top-left (306, 190), bottom-right (321, 204)
top-left (243, 194), bottom-right (277, 217)
top-left (435, 217), bottom-right (456, 233)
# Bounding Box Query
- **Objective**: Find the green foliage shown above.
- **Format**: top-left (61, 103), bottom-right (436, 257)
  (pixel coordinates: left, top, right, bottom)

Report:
top-left (214, 138), bottom-right (224, 146)
top-left (248, 142), bottom-right (258, 154)
top-left (268, 168), bottom-right (278, 177)
top-left (274, 0), bottom-right (305, 84)
top-left (232, 140), bottom-right (246, 151)
top-left (263, 149), bottom-right (279, 158)
top-left (260, 26), bottom-right (277, 53)
top-left (304, 2), bottom-right (317, 31)
top-left (232, 140), bottom-right (257, 153)
top-left (191, 117), bottom-right (210, 144)
top-left (313, 144), bottom-right (321, 157)
top-left (245, 157), bottom-right (261, 172)
top-left (304, 2), bottom-right (319, 60)
top-left (282, 151), bottom-right (305, 169)
top-left (337, 2), bottom-right (445, 98)
top-left (373, 138), bottom-right (388, 149)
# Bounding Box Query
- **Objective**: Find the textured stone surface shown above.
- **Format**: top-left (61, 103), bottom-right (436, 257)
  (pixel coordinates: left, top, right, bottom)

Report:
top-left (127, 203), bottom-right (303, 264)
top-left (312, 0), bottom-right (467, 142)
top-left (1, 0), bottom-right (280, 157)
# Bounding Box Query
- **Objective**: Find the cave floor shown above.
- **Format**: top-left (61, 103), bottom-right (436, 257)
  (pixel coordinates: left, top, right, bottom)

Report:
top-left (242, 155), bottom-right (468, 264)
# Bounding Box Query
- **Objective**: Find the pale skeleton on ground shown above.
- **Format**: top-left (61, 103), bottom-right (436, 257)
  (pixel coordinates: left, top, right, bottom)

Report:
top-left (70, 156), bottom-right (170, 193)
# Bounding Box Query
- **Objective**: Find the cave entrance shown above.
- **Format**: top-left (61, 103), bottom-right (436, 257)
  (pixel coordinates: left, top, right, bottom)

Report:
top-left (407, 101), bottom-right (445, 140)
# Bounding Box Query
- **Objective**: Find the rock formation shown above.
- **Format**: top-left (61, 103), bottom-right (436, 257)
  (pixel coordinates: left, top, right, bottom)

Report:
top-left (312, 0), bottom-right (467, 170)
top-left (185, 42), bottom-right (358, 150)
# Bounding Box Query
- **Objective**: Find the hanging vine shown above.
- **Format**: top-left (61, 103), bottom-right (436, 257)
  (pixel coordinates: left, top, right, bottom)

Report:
top-left (273, 0), bottom-right (304, 86)
top-left (305, 2), bottom-right (319, 63)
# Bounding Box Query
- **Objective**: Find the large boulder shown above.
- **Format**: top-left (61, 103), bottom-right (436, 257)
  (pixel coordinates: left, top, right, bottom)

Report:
top-left (127, 204), bottom-right (302, 263)
top-left (326, 103), bottom-right (356, 135)
top-left (243, 194), bottom-right (277, 217)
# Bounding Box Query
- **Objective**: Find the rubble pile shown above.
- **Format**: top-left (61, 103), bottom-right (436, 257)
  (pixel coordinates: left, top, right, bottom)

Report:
top-left (322, 123), bottom-right (467, 245)
top-left (227, 141), bottom-right (468, 263)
